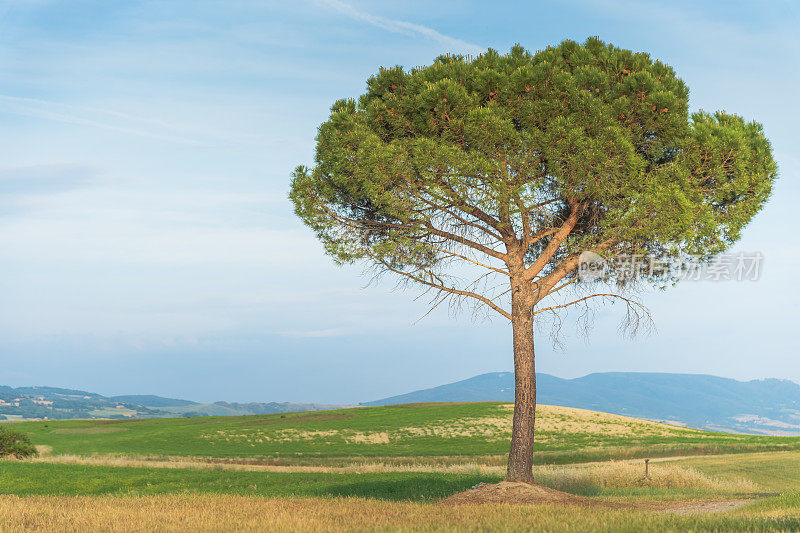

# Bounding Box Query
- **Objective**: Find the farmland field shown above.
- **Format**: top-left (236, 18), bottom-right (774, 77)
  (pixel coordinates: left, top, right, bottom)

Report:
top-left (3, 402), bottom-right (800, 531)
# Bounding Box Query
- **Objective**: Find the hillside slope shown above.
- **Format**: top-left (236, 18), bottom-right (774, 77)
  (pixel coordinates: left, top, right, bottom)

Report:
top-left (364, 372), bottom-right (800, 435)
top-left (17, 402), bottom-right (800, 463)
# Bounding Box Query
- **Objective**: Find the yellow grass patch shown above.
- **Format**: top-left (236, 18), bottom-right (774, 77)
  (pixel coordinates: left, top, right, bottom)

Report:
top-left (533, 405), bottom-right (701, 437)
top-left (396, 404), bottom-right (700, 442)
top-left (347, 431), bottom-right (390, 444)
top-left (201, 429), bottom-right (391, 445)
top-left (0, 494), bottom-right (775, 533)
top-left (197, 404), bottom-right (699, 447)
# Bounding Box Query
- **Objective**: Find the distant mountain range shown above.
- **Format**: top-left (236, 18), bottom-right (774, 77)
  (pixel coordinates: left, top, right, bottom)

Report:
top-left (0, 386), bottom-right (344, 421)
top-left (5, 372), bottom-right (800, 435)
top-left (364, 372), bottom-right (800, 435)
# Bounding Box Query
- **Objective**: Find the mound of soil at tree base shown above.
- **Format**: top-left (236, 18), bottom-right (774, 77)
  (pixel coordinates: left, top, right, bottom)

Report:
top-left (441, 481), bottom-right (623, 506)
top-left (441, 482), bottom-right (753, 514)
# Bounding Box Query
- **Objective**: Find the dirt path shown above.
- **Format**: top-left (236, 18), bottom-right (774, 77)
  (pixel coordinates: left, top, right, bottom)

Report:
top-left (442, 485), bottom-right (760, 515)
top-left (14, 454), bottom-right (509, 474)
top-left (441, 482), bottom-right (759, 514)
top-left (564, 450), bottom-right (782, 468)
top-left (657, 499), bottom-right (756, 515)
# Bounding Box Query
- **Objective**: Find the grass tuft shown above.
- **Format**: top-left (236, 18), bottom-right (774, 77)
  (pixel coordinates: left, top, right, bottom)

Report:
top-left (536, 462), bottom-right (759, 494)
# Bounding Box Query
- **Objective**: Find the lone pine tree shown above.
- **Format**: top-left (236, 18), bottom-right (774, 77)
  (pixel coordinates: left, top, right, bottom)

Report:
top-left (290, 38), bottom-right (777, 483)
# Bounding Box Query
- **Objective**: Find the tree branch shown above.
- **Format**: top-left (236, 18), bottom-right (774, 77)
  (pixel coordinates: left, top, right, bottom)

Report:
top-left (524, 200), bottom-right (585, 280)
top-left (367, 250), bottom-right (512, 320)
top-left (533, 293), bottom-right (645, 316)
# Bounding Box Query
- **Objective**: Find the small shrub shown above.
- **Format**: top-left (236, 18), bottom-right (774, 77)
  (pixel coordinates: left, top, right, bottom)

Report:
top-left (0, 425), bottom-right (38, 458)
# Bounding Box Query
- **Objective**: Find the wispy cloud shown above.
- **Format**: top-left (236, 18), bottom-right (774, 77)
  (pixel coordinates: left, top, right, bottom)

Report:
top-left (316, 0), bottom-right (484, 55)
top-left (0, 94), bottom-right (207, 145)
top-left (0, 94), bottom-right (281, 147)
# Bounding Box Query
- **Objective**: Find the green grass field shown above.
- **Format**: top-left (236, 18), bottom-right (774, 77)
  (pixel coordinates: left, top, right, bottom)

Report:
top-left (0, 462), bottom-right (493, 501)
top-left (4, 402), bottom-right (800, 531)
top-left (668, 451), bottom-right (800, 493)
top-left (14, 402), bottom-right (800, 463)
top-left (0, 454), bottom-right (787, 502)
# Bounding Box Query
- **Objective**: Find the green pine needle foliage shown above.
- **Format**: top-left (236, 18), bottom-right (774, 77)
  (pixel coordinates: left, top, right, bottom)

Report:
top-left (290, 37), bottom-right (776, 302)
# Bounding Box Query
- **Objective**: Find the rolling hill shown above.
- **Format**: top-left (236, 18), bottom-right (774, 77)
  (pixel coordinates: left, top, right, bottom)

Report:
top-left (15, 402), bottom-right (800, 462)
top-left (364, 372), bottom-right (800, 435)
top-left (0, 386), bottom-right (343, 421)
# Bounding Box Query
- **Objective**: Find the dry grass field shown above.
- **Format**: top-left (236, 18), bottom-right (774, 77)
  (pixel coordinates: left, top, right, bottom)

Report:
top-left (1, 493), bottom-right (798, 533)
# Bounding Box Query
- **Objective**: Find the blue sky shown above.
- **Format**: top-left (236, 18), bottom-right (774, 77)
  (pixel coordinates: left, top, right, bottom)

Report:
top-left (0, 0), bottom-right (798, 403)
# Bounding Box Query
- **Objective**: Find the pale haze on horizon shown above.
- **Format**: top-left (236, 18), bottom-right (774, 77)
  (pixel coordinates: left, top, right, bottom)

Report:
top-left (0, 0), bottom-right (798, 404)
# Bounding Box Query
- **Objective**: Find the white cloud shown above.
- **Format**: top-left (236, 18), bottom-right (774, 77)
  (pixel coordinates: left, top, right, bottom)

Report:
top-left (0, 94), bottom-right (208, 145)
top-left (316, 0), bottom-right (484, 55)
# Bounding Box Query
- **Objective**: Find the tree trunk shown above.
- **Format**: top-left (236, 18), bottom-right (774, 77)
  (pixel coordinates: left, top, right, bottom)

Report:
top-left (506, 292), bottom-right (536, 483)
